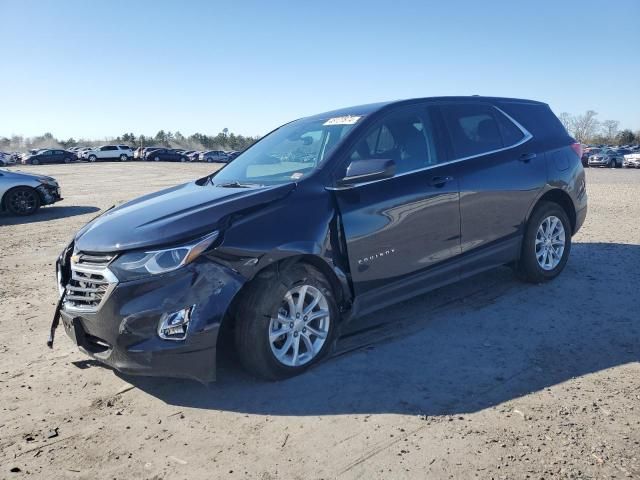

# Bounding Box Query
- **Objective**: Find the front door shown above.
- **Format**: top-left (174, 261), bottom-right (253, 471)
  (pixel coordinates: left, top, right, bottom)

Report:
top-left (332, 104), bottom-right (461, 298)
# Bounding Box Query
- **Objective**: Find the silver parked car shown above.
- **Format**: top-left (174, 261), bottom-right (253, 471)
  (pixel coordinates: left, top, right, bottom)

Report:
top-left (0, 168), bottom-right (62, 216)
top-left (588, 149), bottom-right (624, 168)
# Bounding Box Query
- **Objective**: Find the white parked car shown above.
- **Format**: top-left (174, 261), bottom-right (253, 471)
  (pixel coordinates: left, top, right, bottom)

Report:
top-left (0, 152), bottom-right (16, 166)
top-left (623, 152), bottom-right (640, 168)
top-left (84, 145), bottom-right (133, 162)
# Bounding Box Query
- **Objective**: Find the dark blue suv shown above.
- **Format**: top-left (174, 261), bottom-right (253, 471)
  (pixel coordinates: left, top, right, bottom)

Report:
top-left (52, 96), bottom-right (587, 382)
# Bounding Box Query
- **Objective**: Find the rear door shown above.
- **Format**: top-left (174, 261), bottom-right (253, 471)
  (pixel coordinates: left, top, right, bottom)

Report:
top-left (332, 104), bottom-right (461, 297)
top-left (41, 150), bottom-right (54, 164)
top-left (438, 102), bottom-right (545, 260)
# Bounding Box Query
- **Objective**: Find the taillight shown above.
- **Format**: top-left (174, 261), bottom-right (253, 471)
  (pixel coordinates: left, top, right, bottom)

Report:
top-left (570, 142), bottom-right (583, 159)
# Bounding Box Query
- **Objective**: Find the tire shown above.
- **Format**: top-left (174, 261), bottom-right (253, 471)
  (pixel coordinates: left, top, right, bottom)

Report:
top-left (120, 154), bottom-right (127, 161)
top-left (4, 187), bottom-right (41, 216)
top-left (154, 156), bottom-right (160, 162)
top-left (516, 201), bottom-right (572, 283)
top-left (235, 262), bottom-right (338, 380)
top-left (63, 157), bottom-right (71, 164)
top-left (88, 155), bottom-right (97, 162)
top-left (31, 158), bottom-right (40, 165)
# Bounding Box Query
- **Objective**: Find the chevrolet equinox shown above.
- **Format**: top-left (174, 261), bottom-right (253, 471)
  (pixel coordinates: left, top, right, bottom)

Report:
top-left (51, 96), bottom-right (588, 382)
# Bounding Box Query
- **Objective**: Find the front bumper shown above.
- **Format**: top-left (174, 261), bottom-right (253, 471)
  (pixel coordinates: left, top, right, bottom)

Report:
top-left (37, 184), bottom-right (62, 205)
top-left (588, 159), bottom-right (609, 166)
top-left (59, 257), bottom-right (245, 383)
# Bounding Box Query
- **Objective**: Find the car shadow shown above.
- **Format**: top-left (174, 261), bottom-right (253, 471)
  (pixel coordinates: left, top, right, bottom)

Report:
top-left (104, 242), bottom-right (638, 417)
top-left (0, 205), bottom-right (100, 225)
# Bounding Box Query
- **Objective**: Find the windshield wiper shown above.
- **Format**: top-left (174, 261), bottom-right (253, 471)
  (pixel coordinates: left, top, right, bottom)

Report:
top-left (216, 181), bottom-right (261, 188)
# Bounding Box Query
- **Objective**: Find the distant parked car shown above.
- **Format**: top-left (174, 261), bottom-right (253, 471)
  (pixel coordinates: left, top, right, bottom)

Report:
top-left (133, 147), bottom-right (145, 160)
top-left (200, 150), bottom-right (229, 163)
top-left (140, 147), bottom-right (163, 159)
top-left (22, 149), bottom-right (77, 165)
top-left (581, 147), bottom-right (600, 167)
top-left (85, 145), bottom-right (133, 162)
top-left (187, 150), bottom-right (202, 162)
top-left (623, 151), bottom-right (640, 168)
top-left (0, 168), bottom-right (62, 215)
top-left (588, 149), bottom-right (624, 168)
top-left (0, 152), bottom-right (17, 166)
top-left (144, 148), bottom-right (189, 162)
top-left (226, 151), bottom-right (241, 161)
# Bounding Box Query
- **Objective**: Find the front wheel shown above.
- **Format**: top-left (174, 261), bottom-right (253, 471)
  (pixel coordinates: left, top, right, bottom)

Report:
top-left (516, 201), bottom-right (572, 283)
top-left (5, 187), bottom-right (41, 216)
top-left (120, 154), bottom-right (128, 161)
top-left (88, 155), bottom-right (97, 162)
top-left (31, 158), bottom-right (40, 165)
top-left (235, 263), bottom-right (337, 380)
top-left (154, 156), bottom-right (160, 162)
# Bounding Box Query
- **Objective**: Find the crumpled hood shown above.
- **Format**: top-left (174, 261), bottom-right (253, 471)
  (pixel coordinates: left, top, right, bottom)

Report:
top-left (74, 181), bottom-right (296, 253)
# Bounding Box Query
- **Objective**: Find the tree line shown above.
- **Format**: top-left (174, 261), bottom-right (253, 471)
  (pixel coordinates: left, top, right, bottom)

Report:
top-left (557, 111), bottom-right (638, 145)
top-left (0, 129), bottom-right (260, 153)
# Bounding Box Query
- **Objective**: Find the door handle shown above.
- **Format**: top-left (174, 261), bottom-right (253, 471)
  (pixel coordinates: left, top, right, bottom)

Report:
top-left (429, 175), bottom-right (454, 187)
top-left (519, 153), bottom-right (536, 163)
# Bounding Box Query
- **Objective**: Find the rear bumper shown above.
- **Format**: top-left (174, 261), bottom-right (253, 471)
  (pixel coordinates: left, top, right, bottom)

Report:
top-left (59, 258), bottom-right (246, 383)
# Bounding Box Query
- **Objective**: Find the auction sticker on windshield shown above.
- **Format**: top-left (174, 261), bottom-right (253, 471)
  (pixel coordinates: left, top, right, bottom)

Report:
top-left (323, 115), bottom-right (361, 126)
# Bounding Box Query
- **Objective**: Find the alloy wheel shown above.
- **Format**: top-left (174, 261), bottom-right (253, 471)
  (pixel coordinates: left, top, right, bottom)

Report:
top-left (268, 285), bottom-right (330, 367)
top-left (535, 215), bottom-right (565, 271)
top-left (8, 189), bottom-right (38, 215)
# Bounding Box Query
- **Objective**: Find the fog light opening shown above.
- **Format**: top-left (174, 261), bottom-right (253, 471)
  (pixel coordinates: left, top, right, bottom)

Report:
top-left (158, 306), bottom-right (194, 341)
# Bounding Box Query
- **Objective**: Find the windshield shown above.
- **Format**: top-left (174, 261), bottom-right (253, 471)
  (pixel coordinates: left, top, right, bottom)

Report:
top-left (212, 115), bottom-right (362, 185)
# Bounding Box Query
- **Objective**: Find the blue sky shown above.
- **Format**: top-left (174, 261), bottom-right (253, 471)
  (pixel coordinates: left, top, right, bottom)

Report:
top-left (1, 0), bottom-right (639, 139)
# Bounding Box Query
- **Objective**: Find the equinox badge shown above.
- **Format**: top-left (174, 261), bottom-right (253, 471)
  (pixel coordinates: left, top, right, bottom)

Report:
top-left (357, 248), bottom-right (396, 265)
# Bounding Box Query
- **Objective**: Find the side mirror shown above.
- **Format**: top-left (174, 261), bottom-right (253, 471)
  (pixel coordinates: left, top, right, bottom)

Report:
top-left (337, 159), bottom-right (396, 187)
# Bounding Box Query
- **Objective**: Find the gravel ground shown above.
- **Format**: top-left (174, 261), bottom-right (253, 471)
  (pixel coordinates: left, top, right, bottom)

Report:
top-left (0, 163), bottom-right (638, 479)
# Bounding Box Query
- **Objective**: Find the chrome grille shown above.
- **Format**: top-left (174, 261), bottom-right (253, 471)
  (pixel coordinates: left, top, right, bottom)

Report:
top-left (64, 253), bottom-right (118, 312)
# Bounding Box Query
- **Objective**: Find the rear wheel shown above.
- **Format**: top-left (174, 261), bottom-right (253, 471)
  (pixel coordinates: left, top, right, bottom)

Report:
top-left (235, 262), bottom-right (337, 380)
top-left (5, 187), bottom-right (41, 216)
top-left (517, 201), bottom-right (571, 283)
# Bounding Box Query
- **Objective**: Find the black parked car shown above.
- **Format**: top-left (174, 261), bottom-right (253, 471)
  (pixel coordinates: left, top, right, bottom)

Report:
top-left (53, 96), bottom-right (587, 383)
top-left (22, 149), bottom-right (77, 165)
top-left (144, 148), bottom-right (188, 162)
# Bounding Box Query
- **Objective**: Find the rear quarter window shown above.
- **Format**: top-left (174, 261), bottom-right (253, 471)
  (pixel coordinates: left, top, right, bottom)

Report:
top-left (440, 104), bottom-right (504, 158)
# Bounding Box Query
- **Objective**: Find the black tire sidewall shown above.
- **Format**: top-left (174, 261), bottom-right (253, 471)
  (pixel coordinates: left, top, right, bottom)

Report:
top-left (235, 263), bottom-right (338, 380)
top-left (519, 202), bottom-right (572, 283)
top-left (6, 187), bottom-right (41, 216)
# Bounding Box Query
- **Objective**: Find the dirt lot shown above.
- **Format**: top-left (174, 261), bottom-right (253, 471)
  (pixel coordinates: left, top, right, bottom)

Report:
top-left (1, 163), bottom-right (639, 479)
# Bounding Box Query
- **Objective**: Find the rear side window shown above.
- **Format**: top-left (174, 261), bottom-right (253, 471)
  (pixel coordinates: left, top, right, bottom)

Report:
top-left (441, 104), bottom-right (507, 158)
top-left (495, 111), bottom-right (525, 146)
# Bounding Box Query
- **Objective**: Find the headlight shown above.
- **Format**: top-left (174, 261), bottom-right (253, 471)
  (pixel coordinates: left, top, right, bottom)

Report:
top-left (110, 231), bottom-right (219, 281)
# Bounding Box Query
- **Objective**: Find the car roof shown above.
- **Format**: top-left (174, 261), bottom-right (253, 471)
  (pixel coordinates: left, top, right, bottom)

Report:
top-left (304, 96), bottom-right (547, 122)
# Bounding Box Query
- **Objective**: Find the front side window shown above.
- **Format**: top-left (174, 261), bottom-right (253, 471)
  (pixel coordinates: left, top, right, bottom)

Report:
top-left (346, 106), bottom-right (442, 175)
top-left (440, 104), bottom-right (525, 159)
top-left (213, 115), bottom-right (360, 185)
